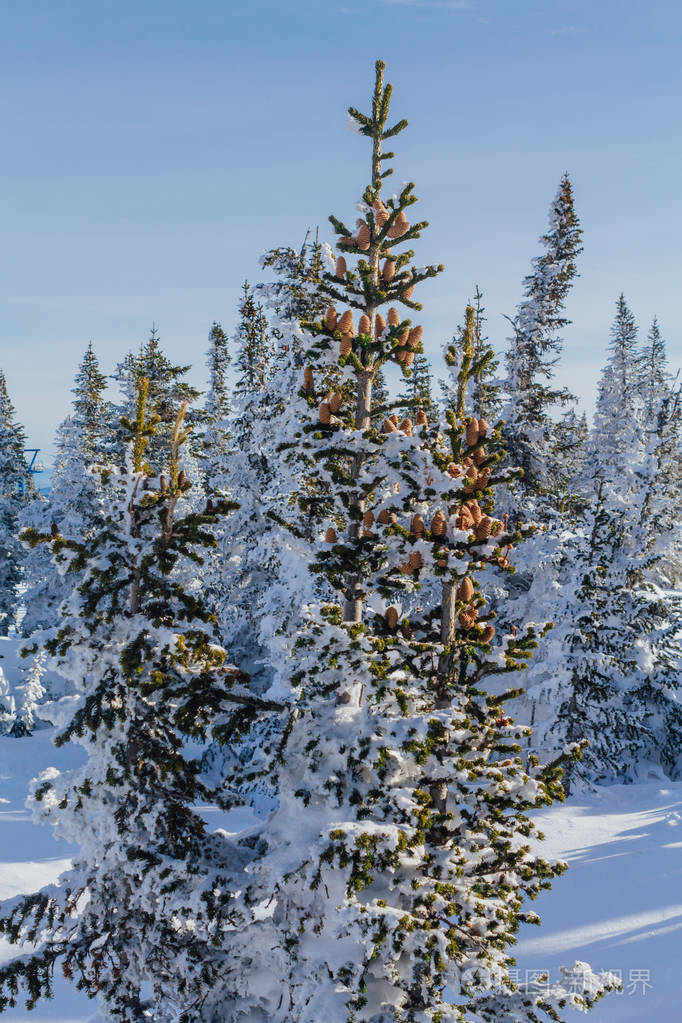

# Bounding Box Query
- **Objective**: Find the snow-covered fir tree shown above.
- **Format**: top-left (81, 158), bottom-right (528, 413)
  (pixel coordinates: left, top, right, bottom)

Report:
top-left (502, 174), bottom-right (582, 510)
top-left (0, 381), bottom-right (246, 1021)
top-left (202, 321), bottom-right (232, 488)
top-left (441, 288), bottom-right (500, 423)
top-left (639, 316), bottom-right (670, 421)
top-left (589, 294), bottom-right (642, 487)
top-left (0, 370), bottom-right (33, 635)
top-left (7, 651), bottom-right (47, 737)
top-left (72, 340), bottom-right (111, 459)
top-left (212, 60), bottom-right (615, 1023)
top-left (113, 325), bottom-right (202, 474)
top-left (396, 349), bottom-right (436, 420)
top-left (22, 344), bottom-right (110, 638)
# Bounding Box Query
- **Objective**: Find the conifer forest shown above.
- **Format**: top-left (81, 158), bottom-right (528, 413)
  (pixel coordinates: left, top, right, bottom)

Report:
top-left (1, 53), bottom-right (681, 1023)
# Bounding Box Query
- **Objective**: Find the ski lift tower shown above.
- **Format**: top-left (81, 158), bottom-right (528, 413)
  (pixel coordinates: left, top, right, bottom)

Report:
top-left (22, 448), bottom-right (44, 494)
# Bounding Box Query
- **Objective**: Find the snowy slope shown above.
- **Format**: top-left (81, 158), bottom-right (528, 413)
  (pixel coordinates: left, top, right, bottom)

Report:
top-left (1, 728), bottom-right (680, 1021)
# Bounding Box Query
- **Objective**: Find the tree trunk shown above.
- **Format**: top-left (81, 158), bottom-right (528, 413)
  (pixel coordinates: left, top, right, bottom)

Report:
top-left (343, 371), bottom-right (374, 623)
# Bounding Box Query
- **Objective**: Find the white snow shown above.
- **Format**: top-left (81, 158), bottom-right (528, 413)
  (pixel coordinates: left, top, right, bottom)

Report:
top-left (1, 722), bottom-right (681, 1020)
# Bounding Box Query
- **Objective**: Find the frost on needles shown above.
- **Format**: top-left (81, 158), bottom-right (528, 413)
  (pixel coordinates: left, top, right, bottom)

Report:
top-left (208, 60), bottom-right (618, 1023)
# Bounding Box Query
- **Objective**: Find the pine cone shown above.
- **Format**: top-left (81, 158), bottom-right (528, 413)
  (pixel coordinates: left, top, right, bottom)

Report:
top-left (373, 199), bottom-right (389, 227)
top-left (403, 284), bottom-right (415, 299)
top-left (431, 510), bottom-right (447, 536)
top-left (389, 414), bottom-right (400, 425)
top-left (465, 419), bottom-right (480, 447)
top-left (358, 313), bottom-right (371, 336)
top-left (178, 470), bottom-right (186, 488)
top-left (338, 310), bottom-right (355, 335)
top-left (410, 514), bottom-right (424, 537)
top-left (415, 409), bottom-right (428, 427)
top-left (397, 325), bottom-right (409, 345)
top-left (473, 447), bottom-right (487, 466)
top-left (385, 606), bottom-right (399, 629)
top-left (363, 510), bottom-right (374, 529)
top-left (408, 325), bottom-right (423, 349)
top-left (339, 235), bottom-right (355, 247)
top-left (329, 391), bottom-right (343, 414)
top-left (378, 509), bottom-right (396, 525)
top-left (159, 475), bottom-right (167, 492)
top-left (475, 516), bottom-right (492, 540)
top-left (447, 462), bottom-right (461, 478)
top-left (388, 210), bottom-right (409, 238)
top-left (398, 561), bottom-right (412, 575)
top-left (408, 550), bottom-right (423, 572)
top-left (477, 468), bottom-right (491, 487)
top-left (325, 307), bottom-right (338, 330)
top-left (340, 335), bottom-right (353, 357)
top-left (401, 351), bottom-right (415, 368)
top-left (325, 527), bottom-right (337, 543)
top-left (382, 418), bottom-right (397, 433)
top-left (387, 307), bottom-right (400, 326)
top-left (335, 256), bottom-right (347, 279)
top-left (375, 313), bottom-right (386, 335)
top-left (456, 577), bottom-right (475, 602)
top-left (356, 222), bottom-right (370, 250)
top-left (458, 609), bottom-right (479, 630)
top-left (480, 624), bottom-right (495, 643)
top-left (400, 417), bottom-right (413, 436)
top-left (466, 500), bottom-right (482, 524)
top-left (382, 259), bottom-right (396, 281)
top-left (477, 418), bottom-right (489, 437)
top-left (303, 367), bottom-right (314, 392)
top-left (319, 402), bottom-right (331, 424)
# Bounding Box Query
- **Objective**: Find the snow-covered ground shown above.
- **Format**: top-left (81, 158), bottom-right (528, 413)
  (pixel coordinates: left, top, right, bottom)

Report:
top-left (1, 728), bottom-right (680, 1021)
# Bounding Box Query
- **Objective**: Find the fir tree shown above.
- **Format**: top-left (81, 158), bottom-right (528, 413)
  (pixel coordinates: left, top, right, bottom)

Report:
top-left (259, 229), bottom-right (332, 332)
top-left (442, 288), bottom-right (500, 422)
top-left (590, 294), bottom-right (642, 488)
top-left (203, 321), bottom-right (232, 488)
top-left (0, 370), bottom-right (33, 634)
top-left (397, 349), bottom-right (436, 420)
top-left (213, 60), bottom-right (614, 1023)
top-left (234, 283), bottom-right (274, 396)
top-left (0, 383), bottom-right (245, 1021)
top-left (72, 341), bottom-right (110, 459)
top-left (502, 174), bottom-right (583, 503)
top-left (114, 325), bottom-right (202, 473)
top-left (22, 345), bottom-right (110, 638)
top-left (639, 316), bottom-right (670, 421)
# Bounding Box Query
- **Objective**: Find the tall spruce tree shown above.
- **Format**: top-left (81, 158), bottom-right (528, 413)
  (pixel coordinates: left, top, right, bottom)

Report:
top-left (0, 370), bottom-right (33, 634)
top-left (72, 341), bottom-right (110, 459)
top-left (0, 383), bottom-right (245, 1021)
top-left (113, 325), bottom-right (202, 474)
top-left (212, 61), bottom-right (614, 1023)
top-left (397, 349), bottom-right (436, 420)
top-left (203, 321), bottom-right (232, 488)
top-left (22, 344), bottom-right (111, 638)
top-left (441, 288), bottom-right (500, 422)
top-left (502, 174), bottom-right (582, 506)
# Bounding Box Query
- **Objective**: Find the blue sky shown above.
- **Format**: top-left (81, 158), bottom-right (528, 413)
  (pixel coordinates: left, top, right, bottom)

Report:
top-left (1, 0), bottom-right (680, 462)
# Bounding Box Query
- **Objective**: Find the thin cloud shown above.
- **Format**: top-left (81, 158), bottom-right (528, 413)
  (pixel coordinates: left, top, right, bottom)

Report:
top-left (551, 25), bottom-right (586, 36)
top-left (381, 0), bottom-right (472, 9)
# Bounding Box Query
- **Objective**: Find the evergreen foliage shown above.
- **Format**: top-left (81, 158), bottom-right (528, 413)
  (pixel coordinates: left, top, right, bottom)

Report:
top-left (22, 345), bottom-right (110, 638)
top-left (213, 60), bottom-right (614, 1023)
top-left (397, 349), bottom-right (436, 420)
top-left (502, 175), bottom-right (583, 504)
top-left (0, 370), bottom-right (33, 635)
top-left (203, 322), bottom-right (232, 488)
top-left (114, 326), bottom-right (202, 473)
top-left (0, 382), bottom-right (244, 1021)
